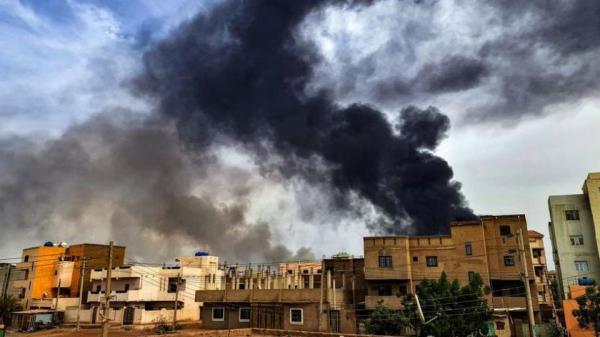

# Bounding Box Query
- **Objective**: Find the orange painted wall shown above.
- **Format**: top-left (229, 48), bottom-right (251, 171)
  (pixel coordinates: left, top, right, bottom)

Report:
top-left (26, 246), bottom-right (66, 299)
top-left (564, 285), bottom-right (596, 337)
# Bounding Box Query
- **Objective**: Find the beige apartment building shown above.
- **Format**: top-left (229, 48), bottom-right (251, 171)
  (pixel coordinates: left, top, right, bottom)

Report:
top-left (84, 254), bottom-right (223, 326)
top-left (549, 173), bottom-right (600, 299)
top-left (363, 215), bottom-right (540, 336)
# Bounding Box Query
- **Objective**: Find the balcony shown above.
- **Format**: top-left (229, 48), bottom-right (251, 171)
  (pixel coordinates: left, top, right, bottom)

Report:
top-left (88, 289), bottom-right (175, 303)
top-left (196, 288), bottom-right (336, 304)
top-left (492, 296), bottom-right (539, 311)
top-left (12, 279), bottom-right (29, 289)
top-left (30, 298), bottom-right (55, 309)
top-left (16, 262), bottom-right (32, 270)
top-left (365, 296), bottom-right (403, 310)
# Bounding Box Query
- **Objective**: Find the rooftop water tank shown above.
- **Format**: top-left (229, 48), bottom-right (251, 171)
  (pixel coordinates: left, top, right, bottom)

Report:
top-left (43, 241), bottom-right (54, 247)
top-left (195, 251), bottom-right (209, 257)
top-left (578, 277), bottom-right (595, 286)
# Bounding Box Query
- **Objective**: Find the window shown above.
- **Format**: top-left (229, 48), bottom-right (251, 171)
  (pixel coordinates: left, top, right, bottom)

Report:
top-left (239, 307), bottom-right (250, 322)
top-left (500, 225), bottom-right (511, 236)
top-left (504, 255), bottom-right (515, 266)
top-left (290, 308), bottom-right (303, 325)
top-left (465, 242), bottom-right (473, 256)
top-left (23, 255), bottom-right (29, 262)
top-left (468, 271), bottom-right (476, 282)
top-left (378, 256), bottom-right (392, 268)
top-left (212, 307), bottom-right (225, 321)
top-left (399, 285), bottom-right (408, 295)
top-left (412, 256), bottom-right (418, 263)
top-left (167, 278), bottom-right (185, 293)
top-left (575, 261), bottom-right (589, 272)
top-left (378, 285), bottom-right (392, 296)
top-left (570, 235), bottom-right (584, 246)
top-left (532, 249), bottom-right (541, 258)
top-left (566, 210), bottom-right (580, 221)
top-left (426, 256), bottom-right (438, 267)
top-left (496, 321), bottom-right (505, 330)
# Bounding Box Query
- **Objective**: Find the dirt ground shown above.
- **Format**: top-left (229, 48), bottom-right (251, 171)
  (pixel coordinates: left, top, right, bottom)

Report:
top-left (5, 327), bottom-right (201, 337)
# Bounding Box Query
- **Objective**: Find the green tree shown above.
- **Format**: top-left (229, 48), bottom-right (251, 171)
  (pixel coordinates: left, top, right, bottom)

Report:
top-left (573, 286), bottom-right (600, 337)
top-left (366, 300), bottom-right (403, 335)
top-left (401, 272), bottom-right (492, 337)
top-left (0, 295), bottom-right (22, 326)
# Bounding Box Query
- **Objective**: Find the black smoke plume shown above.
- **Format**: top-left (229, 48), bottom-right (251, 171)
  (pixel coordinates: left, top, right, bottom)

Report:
top-left (0, 112), bottom-right (315, 262)
top-left (135, 0), bottom-right (475, 234)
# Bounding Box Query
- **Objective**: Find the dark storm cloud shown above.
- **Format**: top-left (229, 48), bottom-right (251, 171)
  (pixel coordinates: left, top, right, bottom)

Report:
top-left (134, 0), bottom-right (475, 234)
top-left (310, 0), bottom-right (600, 124)
top-left (0, 112), bottom-right (312, 262)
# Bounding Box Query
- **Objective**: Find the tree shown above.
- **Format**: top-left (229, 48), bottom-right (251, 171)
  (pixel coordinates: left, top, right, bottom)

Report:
top-left (573, 286), bottom-right (600, 337)
top-left (0, 295), bottom-right (22, 326)
top-left (401, 272), bottom-right (492, 337)
top-left (367, 300), bottom-right (404, 335)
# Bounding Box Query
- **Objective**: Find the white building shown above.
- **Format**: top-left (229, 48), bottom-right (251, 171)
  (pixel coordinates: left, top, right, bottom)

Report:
top-left (80, 254), bottom-right (223, 326)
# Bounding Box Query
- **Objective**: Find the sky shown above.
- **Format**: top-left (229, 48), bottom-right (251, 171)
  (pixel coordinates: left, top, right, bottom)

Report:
top-left (0, 0), bottom-right (599, 267)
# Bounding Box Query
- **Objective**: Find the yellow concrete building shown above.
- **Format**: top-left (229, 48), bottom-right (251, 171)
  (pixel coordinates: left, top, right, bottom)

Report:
top-left (527, 231), bottom-right (552, 306)
top-left (363, 215), bottom-right (539, 336)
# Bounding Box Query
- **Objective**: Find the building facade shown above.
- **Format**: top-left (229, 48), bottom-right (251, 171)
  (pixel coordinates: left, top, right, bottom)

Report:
top-left (84, 254), bottom-right (223, 326)
top-left (363, 215), bottom-right (539, 336)
top-left (11, 242), bottom-right (125, 310)
top-left (196, 268), bottom-right (357, 334)
top-left (548, 173), bottom-right (600, 299)
top-left (528, 230), bottom-right (554, 322)
top-left (0, 263), bottom-right (25, 300)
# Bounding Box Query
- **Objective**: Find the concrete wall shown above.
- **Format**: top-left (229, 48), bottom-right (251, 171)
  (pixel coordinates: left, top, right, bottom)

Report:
top-left (548, 194), bottom-right (600, 299)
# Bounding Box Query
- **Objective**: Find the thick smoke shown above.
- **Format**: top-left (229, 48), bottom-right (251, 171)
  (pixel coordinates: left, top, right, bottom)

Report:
top-left (134, 0), bottom-right (475, 234)
top-left (0, 112), bottom-right (314, 262)
top-left (304, 0), bottom-right (600, 124)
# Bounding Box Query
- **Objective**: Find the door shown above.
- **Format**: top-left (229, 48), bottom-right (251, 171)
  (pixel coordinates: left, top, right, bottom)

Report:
top-left (329, 310), bottom-right (340, 333)
top-left (123, 307), bottom-right (135, 325)
top-left (92, 307), bottom-right (98, 324)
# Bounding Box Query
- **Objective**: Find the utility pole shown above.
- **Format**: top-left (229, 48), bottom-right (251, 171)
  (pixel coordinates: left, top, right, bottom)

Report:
top-left (55, 254), bottom-right (63, 310)
top-left (101, 241), bottom-right (114, 337)
top-left (517, 229), bottom-right (536, 337)
top-left (172, 273), bottom-right (181, 332)
top-left (76, 257), bottom-right (87, 331)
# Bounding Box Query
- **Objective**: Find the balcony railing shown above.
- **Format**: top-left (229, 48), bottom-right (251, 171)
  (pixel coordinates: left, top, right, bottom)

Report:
top-left (365, 296), bottom-right (403, 310)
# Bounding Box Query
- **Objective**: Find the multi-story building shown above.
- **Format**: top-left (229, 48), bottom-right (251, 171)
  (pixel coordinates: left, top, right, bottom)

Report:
top-left (527, 231), bottom-right (551, 305)
top-left (363, 215), bottom-right (539, 336)
top-left (11, 242), bottom-right (125, 310)
top-left (85, 253), bottom-right (223, 326)
top-left (196, 260), bottom-right (358, 334)
top-left (0, 263), bottom-right (25, 300)
top-left (528, 230), bottom-right (554, 321)
top-left (548, 173), bottom-right (600, 299)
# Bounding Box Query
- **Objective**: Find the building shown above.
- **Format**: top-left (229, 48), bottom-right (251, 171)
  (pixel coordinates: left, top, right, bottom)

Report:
top-left (528, 230), bottom-right (555, 322)
top-left (11, 242), bottom-right (125, 310)
top-left (84, 253), bottom-right (224, 326)
top-left (196, 261), bottom-right (358, 334)
top-left (363, 215), bottom-right (540, 337)
top-left (0, 263), bottom-right (25, 300)
top-left (548, 173), bottom-right (600, 299)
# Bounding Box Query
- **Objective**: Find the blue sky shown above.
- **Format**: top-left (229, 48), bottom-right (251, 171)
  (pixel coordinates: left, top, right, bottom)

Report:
top-left (0, 0), bottom-right (216, 135)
